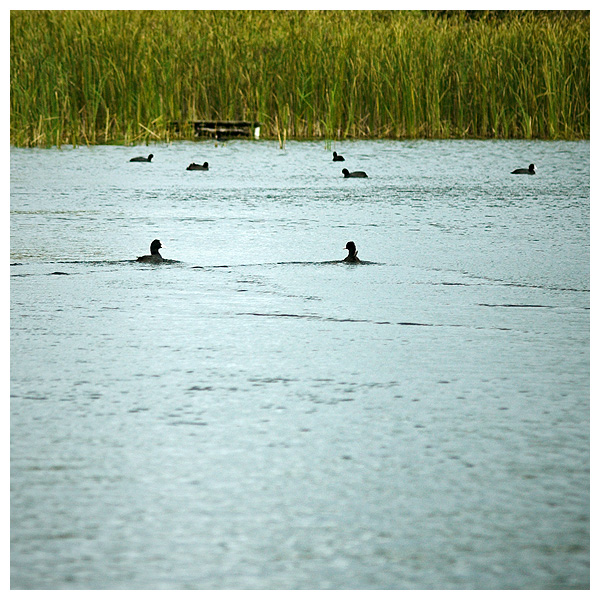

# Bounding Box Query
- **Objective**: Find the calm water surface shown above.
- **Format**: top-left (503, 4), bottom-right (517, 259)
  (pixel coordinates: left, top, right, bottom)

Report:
top-left (10, 140), bottom-right (590, 589)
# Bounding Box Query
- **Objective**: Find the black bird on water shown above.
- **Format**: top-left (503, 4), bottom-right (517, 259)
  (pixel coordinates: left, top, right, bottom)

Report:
top-left (343, 241), bottom-right (361, 263)
top-left (511, 163), bottom-right (536, 175)
top-left (333, 151), bottom-right (345, 162)
top-left (342, 168), bottom-right (368, 178)
top-left (130, 154), bottom-right (154, 162)
top-left (137, 239), bottom-right (164, 263)
top-left (187, 162), bottom-right (209, 171)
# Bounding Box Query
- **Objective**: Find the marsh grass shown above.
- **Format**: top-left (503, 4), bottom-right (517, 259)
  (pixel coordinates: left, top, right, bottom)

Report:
top-left (10, 10), bottom-right (589, 147)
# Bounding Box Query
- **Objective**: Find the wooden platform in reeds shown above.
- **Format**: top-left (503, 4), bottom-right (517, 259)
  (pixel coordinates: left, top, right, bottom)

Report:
top-left (171, 121), bottom-right (261, 139)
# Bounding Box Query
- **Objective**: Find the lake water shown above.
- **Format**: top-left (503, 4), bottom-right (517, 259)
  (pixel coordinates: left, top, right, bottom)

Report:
top-left (10, 139), bottom-right (590, 589)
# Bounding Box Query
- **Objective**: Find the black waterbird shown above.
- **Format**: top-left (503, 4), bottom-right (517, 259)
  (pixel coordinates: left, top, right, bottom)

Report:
top-left (343, 241), bottom-right (361, 263)
top-left (130, 154), bottom-right (154, 162)
top-left (511, 163), bottom-right (536, 175)
top-left (187, 162), bottom-right (209, 171)
top-left (137, 239), bottom-right (164, 263)
top-left (342, 168), bottom-right (368, 178)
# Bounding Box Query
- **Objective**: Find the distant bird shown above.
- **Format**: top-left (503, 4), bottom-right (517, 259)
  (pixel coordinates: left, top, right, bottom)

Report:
top-left (130, 154), bottom-right (154, 162)
top-left (137, 239), bottom-right (164, 263)
top-left (343, 241), bottom-right (361, 263)
top-left (511, 163), bottom-right (536, 175)
top-left (333, 151), bottom-right (345, 162)
top-left (187, 162), bottom-right (209, 171)
top-left (342, 168), bottom-right (368, 178)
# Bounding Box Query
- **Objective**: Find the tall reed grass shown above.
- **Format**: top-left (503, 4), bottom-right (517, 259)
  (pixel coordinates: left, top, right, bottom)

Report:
top-left (10, 10), bottom-right (589, 147)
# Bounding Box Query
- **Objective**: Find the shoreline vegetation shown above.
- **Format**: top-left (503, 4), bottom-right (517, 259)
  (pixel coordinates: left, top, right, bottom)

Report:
top-left (10, 10), bottom-right (589, 148)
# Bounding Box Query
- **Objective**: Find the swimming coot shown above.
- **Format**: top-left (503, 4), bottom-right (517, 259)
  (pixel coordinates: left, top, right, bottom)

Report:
top-left (187, 162), bottom-right (209, 171)
top-left (511, 163), bottom-right (536, 175)
top-left (137, 239), bottom-right (163, 263)
top-left (333, 151), bottom-right (345, 162)
top-left (343, 241), bottom-right (361, 263)
top-left (342, 168), bottom-right (368, 178)
top-left (130, 154), bottom-right (154, 162)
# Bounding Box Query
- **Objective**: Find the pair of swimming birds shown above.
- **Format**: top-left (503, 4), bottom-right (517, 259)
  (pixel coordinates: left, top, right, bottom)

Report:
top-left (333, 151), bottom-right (369, 178)
top-left (137, 240), bottom-right (361, 264)
top-left (130, 154), bottom-right (209, 171)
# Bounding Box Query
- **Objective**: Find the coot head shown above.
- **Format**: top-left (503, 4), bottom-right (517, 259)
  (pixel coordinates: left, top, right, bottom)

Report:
top-left (149, 239), bottom-right (162, 254)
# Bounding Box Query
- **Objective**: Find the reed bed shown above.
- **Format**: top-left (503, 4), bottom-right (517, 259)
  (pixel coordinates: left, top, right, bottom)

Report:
top-left (10, 10), bottom-right (589, 147)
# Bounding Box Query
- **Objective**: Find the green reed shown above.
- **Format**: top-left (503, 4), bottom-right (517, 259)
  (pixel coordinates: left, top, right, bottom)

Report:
top-left (10, 10), bottom-right (589, 147)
